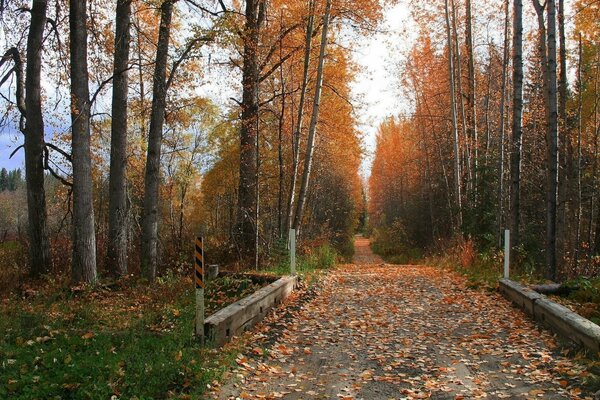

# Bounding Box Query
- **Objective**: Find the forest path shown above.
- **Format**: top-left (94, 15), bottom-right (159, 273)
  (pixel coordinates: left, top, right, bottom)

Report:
top-left (214, 238), bottom-right (587, 399)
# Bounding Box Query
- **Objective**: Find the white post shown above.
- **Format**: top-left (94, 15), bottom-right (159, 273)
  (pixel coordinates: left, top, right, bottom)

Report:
top-left (289, 228), bottom-right (296, 275)
top-left (194, 236), bottom-right (205, 341)
top-left (504, 229), bottom-right (510, 279)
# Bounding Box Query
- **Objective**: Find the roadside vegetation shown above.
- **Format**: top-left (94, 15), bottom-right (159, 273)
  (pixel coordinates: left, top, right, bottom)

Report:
top-left (0, 272), bottom-right (262, 399)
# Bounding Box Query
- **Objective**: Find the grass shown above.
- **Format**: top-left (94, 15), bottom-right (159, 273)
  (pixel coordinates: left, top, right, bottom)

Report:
top-left (0, 274), bottom-right (262, 399)
top-left (259, 243), bottom-right (338, 282)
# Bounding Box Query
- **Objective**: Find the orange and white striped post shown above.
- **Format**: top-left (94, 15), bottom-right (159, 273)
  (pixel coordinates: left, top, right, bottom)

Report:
top-left (194, 236), bottom-right (205, 341)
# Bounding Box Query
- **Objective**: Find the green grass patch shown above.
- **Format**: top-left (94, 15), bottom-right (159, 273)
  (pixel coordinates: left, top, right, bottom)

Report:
top-left (0, 275), bottom-right (260, 399)
top-left (260, 244), bottom-right (337, 283)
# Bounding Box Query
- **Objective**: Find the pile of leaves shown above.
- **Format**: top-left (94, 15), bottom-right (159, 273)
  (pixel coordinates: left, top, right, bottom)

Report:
top-left (0, 273), bottom-right (264, 399)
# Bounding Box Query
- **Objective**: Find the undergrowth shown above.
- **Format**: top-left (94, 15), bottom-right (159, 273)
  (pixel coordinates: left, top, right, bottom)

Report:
top-left (370, 224), bottom-right (423, 264)
top-left (260, 243), bottom-right (337, 282)
top-left (0, 274), bottom-right (260, 399)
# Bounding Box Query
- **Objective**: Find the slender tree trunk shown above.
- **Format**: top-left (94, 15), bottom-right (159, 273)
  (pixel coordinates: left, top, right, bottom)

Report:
top-left (70, 0), bottom-right (97, 283)
top-left (277, 18), bottom-right (286, 239)
top-left (465, 0), bottom-right (478, 201)
top-left (533, 0), bottom-right (559, 280)
top-left (592, 53), bottom-right (600, 256)
top-left (237, 0), bottom-right (265, 260)
top-left (107, 0), bottom-right (131, 276)
top-left (25, 0), bottom-right (52, 277)
top-left (292, 0), bottom-right (332, 232)
top-left (574, 35), bottom-right (583, 269)
top-left (286, 0), bottom-right (315, 236)
top-left (556, 0), bottom-right (569, 265)
top-left (483, 57), bottom-right (492, 168)
top-left (546, 0), bottom-right (559, 280)
top-left (254, 89), bottom-right (260, 270)
top-left (134, 13), bottom-right (147, 139)
top-left (510, 0), bottom-right (524, 249)
top-left (445, 0), bottom-right (463, 230)
top-left (498, 0), bottom-right (510, 243)
top-left (451, 0), bottom-right (471, 202)
top-left (178, 185), bottom-right (187, 252)
top-left (141, 0), bottom-right (174, 281)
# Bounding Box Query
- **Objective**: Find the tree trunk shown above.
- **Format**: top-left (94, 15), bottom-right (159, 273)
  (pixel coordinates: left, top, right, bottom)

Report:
top-left (498, 0), bottom-right (510, 243)
top-left (574, 35), bottom-right (583, 269)
top-left (285, 0), bottom-right (315, 238)
top-left (533, 0), bottom-right (559, 280)
top-left (107, 0), bottom-right (132, 276)
top-left (292, 0), bottom-right (332, 232)
top-left (556, 0), bottom-right (569, 267)
top-left (592, 54), bottom-right (600, 256)
top-left (444, 0), bottom-right (463, 230)
top-left (25, 0), bottom-right (52, 277)
top-left (465, 0), bottom-right (478, 201)
top-left (237, 0), bottom-right (266, 260)
top-left (277, 16), bottom-right (286, 239)
top-left (510, 0), bottom-right (524, 250)
top-left (546, 0), bottom-right (559, 281)
top-left (141, 0), bottom-right (175, 281)
top-left (450, 0), bottom-right (470, 203)
top-left (70, 0), bottom-right (97, 283)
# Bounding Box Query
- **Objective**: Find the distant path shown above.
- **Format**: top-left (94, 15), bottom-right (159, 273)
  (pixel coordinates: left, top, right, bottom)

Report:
top-left (214, 238), bottom-right (587, 399)
top-left (353, 235), bottom-right (384, 264)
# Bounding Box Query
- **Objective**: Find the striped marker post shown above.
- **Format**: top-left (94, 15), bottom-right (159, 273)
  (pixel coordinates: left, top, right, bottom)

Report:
top-left (194, 236), bottom-right (205, 341)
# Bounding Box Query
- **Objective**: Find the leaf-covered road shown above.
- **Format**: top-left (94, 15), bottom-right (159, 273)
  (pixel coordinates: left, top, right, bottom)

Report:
top-left (214, 238), bottom-right (589, 399)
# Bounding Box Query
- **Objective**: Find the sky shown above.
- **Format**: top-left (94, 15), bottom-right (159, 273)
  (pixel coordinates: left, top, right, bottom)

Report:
top-left (0, 2), bottom-right (415, 174)
top-left (348, 3), bottom-right (417, 176)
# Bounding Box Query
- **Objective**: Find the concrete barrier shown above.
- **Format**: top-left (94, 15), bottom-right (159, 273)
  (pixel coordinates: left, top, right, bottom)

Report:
top-left (499, 278), bottom-right (600, 354)
top-left (204, 275), bottom-right (298, 346)
top-left (498, 278), bottom-right (543, 315)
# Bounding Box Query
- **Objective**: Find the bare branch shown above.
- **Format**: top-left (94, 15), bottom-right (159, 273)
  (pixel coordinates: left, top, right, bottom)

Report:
top-left (259, 22), bottom-right (302, 70)
top-left (45, 142), bottom-right (72, 162)
top-left (9, 145), bottom-right (24, 159)
top-left (89, 64), bottom-right (136, 106)
top-left (166, 33), bottom-right (213, 90)
top-left (43, 147), bottom-right (73, 187)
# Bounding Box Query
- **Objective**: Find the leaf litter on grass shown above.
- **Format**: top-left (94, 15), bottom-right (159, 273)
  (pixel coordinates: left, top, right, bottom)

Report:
top-left (0, 274), bottom-right (266, 399)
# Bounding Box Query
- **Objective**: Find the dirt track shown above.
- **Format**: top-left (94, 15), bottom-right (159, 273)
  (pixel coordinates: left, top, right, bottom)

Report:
top-left (214, 237), bottom-right (589, 399)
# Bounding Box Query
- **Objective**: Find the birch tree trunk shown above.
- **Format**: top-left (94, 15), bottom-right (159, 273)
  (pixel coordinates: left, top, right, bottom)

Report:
top-left (451, 0), bottom-right (470, 201)
top-left (574, 35), bottom-right (583, 268)
top-left (292, 0), bottom-right (332, 232)
top-left (497, 0), bottom-right (510, 242)
top-left (25, 0), bottom-right (52, 277)
top-left (546, 0), bottom-right (559, 280)
top-left (556, 0), bottom-right (569, 265)
top-left (141, 0), bottom-right (174, 281)
top-left (70, 0), bottom-right (97, 283)
top-left (533, 0), bottom-right (559, 280)
top-left (465, 0), bottom-right (478, 200)
top-left (445, 0), bottom-right (463, 230)
top-left (277, 19), bottom-right (286, 239)
top-left (286, 0), bottom-right (315, 236)
top-left (107, 0), bottom-right (132, 276)
top-left (510, 0), bottom-right (524, 249)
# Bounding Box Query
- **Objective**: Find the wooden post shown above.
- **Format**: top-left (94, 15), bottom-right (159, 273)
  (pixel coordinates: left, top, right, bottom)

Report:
top-left (194, 236), bottom-right (205, 341)
top-left (504, 229), bottom-right (510, 279)
top-left (289, 228), bottom-right (296, 275)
